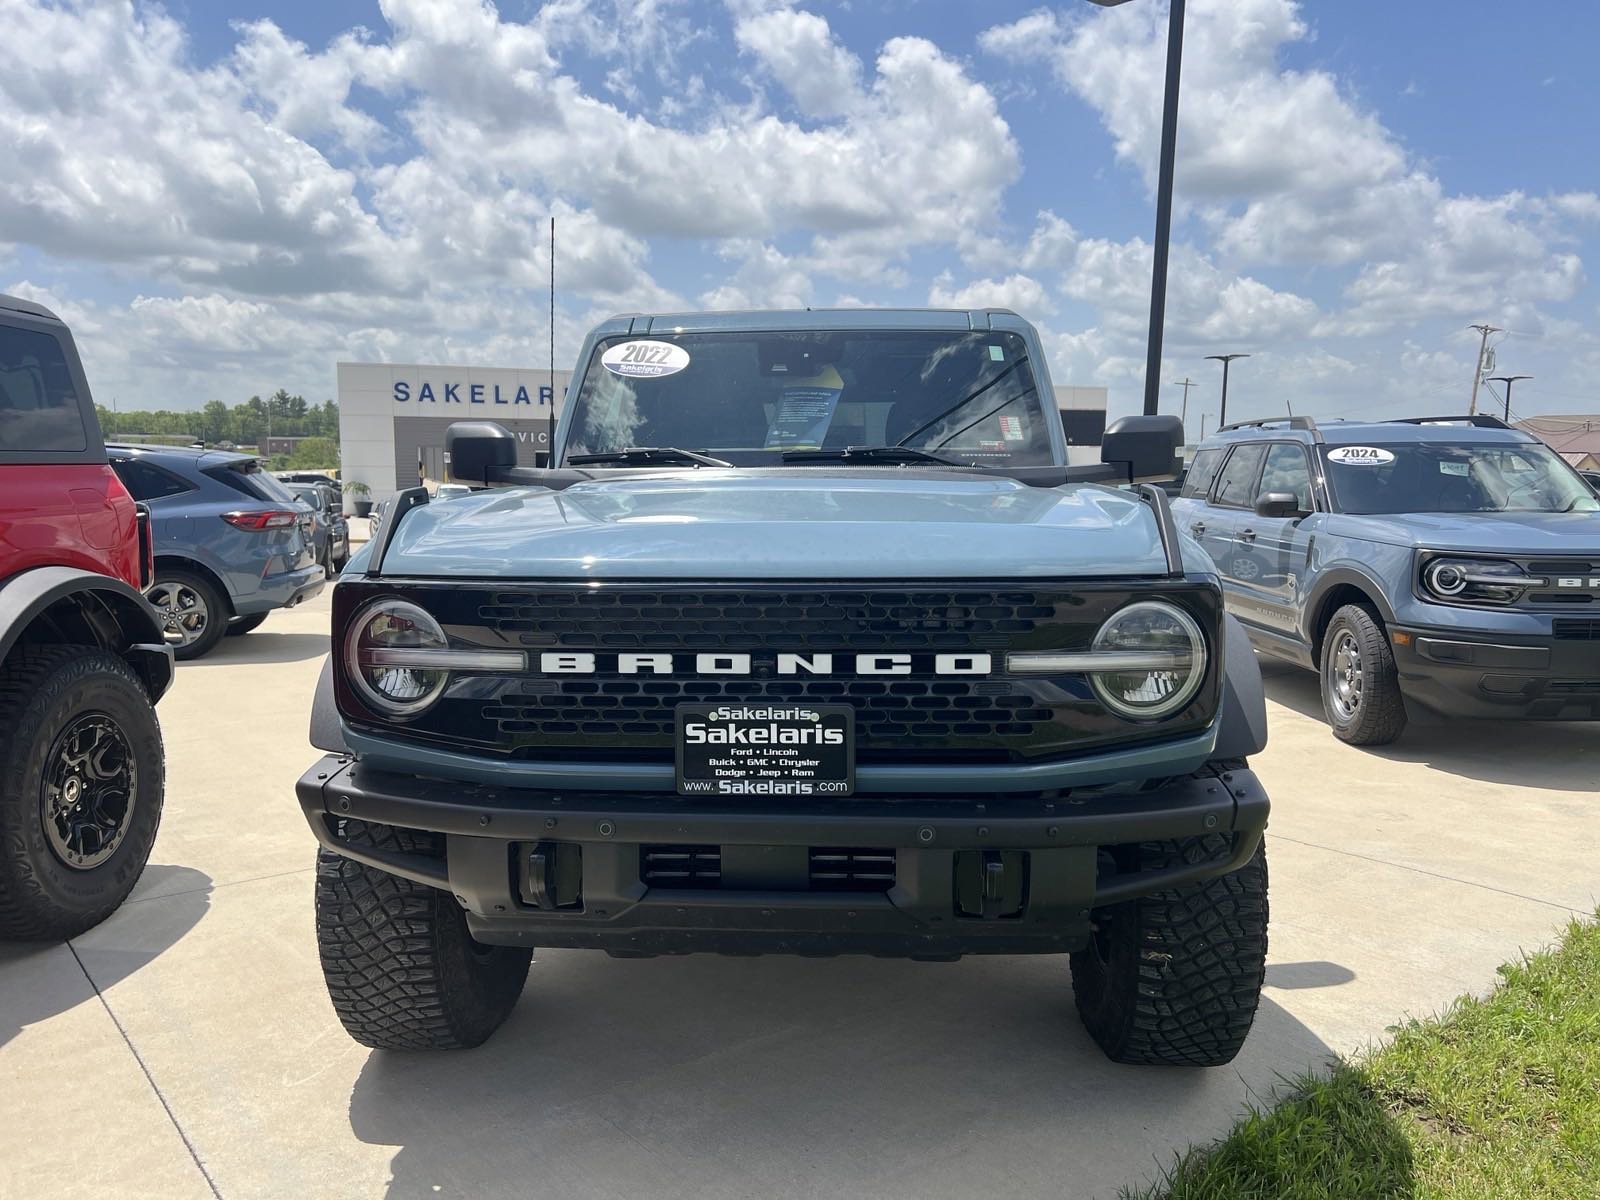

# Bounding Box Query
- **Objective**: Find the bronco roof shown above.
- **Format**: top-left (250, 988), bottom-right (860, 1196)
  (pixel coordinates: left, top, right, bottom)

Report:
top-left (0, 293), bottom-right (62, 322)
top-left (592, 307), bottom-right (1031, 337)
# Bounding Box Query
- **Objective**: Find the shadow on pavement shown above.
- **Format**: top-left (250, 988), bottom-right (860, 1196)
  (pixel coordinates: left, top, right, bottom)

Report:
top-left (1260, 659), bottom-right (1599, 791)
top-left (186, 631), bottom-right (330, 667)
top-left (1265, 960), bottom-right (1356, 990)
top-left (0, 863), bottom-right (211, 1052)
top-left (346, 949), bottom-right (1339, 1200)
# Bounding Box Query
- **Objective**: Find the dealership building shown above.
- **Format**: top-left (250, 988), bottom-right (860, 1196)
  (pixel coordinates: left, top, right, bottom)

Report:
top-left (336, 360), bottom-right (1107, 499)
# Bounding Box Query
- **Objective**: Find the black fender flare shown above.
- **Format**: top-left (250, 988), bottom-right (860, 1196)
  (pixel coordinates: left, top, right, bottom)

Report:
top-left (0, 565), bottom-right (174, 701)
top-left (1213, 612), bottom-right (1268, 760)
top-left (1301, 565), bottom-right (1396, 647)
top-left (309, 654), bottom-right (352, 754)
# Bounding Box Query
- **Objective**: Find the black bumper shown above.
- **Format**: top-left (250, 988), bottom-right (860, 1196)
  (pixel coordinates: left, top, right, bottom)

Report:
top-left (298, 756), bottom-right (1269, 958)
top-left (1394, 626), bottom-right (1600, 720)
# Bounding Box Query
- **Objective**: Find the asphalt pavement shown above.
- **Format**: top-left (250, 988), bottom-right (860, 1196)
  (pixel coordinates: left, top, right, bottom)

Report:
top-left (2, 590), bottom-right (1596, 1199)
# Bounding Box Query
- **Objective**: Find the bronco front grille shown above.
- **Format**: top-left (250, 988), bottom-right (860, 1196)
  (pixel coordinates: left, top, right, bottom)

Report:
top-left (474, 588), bottom-right (1057, 650)
top-left (639, 845), bottom-right (896, 892)
top-left (335, 581), bottom-right (1224, 765)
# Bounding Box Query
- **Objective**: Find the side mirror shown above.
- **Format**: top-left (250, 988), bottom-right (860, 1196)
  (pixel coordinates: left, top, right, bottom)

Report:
top-left (1254, 491), bottom-right (1303, 519)
top-left (446, 421), bottom-right (517, 484)
top-left (1100, 414), bottom-right (1182, 483)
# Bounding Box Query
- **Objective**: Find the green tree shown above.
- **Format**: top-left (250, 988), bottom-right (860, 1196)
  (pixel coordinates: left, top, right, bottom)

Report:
top-left (286, 437), bottom-right (339, 469)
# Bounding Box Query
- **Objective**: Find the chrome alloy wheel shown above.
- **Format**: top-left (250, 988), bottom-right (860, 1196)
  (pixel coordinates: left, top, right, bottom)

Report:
top-left (41, 713), bottom-right (137, 870)
top-left (1327, 629), bottom-right (1363, 721)
top-left (148, 579), bottom-right (209, 647)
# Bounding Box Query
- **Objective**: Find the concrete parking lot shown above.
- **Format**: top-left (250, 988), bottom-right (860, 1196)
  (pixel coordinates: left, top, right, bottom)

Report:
top-left (3, 590), bottom-right (1596, 1200)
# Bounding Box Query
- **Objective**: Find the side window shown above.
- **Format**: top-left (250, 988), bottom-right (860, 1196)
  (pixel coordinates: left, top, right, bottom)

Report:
top-left (1258, 443), bottom-right (1313, 511)
top-left (111, 458), bottom-right (194, 502)
top-left (1212, 444), bottom-right (1268, 509)
top-left (1180, 448), bottom-right (1224, 499)
top-left (0, 324), bottom-right (87, 453)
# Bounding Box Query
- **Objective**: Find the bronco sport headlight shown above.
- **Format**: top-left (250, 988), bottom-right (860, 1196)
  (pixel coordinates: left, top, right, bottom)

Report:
top-left (1006, 600), bottom-right (1207, 720)
top-left (344, 599), bottom-right (523, 716)
top-left (1421, 557), bottom-right (1535, 606)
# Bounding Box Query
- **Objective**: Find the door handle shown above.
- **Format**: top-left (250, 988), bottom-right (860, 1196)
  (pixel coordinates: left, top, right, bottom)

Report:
top-left (1238, 528), bottom-right (1257, 542)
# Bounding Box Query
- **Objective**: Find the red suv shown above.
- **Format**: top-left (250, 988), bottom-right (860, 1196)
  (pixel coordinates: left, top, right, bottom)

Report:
top-left (0, 293), bottom-right (173, 940)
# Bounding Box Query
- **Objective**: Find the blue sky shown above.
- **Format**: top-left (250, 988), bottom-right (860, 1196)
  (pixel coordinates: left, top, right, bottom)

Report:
top-left (3, 0), bottom-right (1597, 426)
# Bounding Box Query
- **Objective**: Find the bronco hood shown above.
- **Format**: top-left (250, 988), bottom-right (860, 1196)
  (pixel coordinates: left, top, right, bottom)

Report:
top-left (1328, 510), bottom-right (1600, 553)
top-left (374, 471), bottom-right (1171, 580)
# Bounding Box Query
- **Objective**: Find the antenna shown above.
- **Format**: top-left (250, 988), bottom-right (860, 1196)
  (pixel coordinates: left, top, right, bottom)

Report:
top-left (548, 216), bottom-right (556, 464)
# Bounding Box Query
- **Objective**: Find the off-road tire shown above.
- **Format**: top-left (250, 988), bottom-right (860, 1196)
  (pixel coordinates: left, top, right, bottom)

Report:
top-left (225, 613), bottom-right (269, 637)
top-left (0, 646), bottom-right (165, 941)
top-left (1070, 836), bottom-right (1268, 1067)
top-left (315, 822), bottom-right (531, 1050)
top-left (1321, 604), bottom-right (1407, 746)
top-left (150, 568), bottom-right (228, 661)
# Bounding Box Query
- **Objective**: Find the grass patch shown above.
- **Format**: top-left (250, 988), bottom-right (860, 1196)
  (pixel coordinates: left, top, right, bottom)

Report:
top-left (1126, 914), bottom-right (1600, 1200)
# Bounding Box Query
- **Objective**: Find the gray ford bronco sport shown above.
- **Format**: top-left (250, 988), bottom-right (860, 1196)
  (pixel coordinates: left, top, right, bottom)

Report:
top-left (1174, 414), bottom-right (1600, 745)
top-left (298, 309), bottom-right (1272, 1066)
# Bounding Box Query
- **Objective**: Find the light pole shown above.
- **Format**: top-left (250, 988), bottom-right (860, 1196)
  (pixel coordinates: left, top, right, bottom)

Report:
top-left (1089, 0), bottom-right (1187, 417)
top-left (1205, 353), bottom-right (1250, 429)
top-left (1487, 375), bottom-right (1531, 424)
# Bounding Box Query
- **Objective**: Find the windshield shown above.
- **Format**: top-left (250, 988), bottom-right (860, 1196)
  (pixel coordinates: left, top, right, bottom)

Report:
top-left (1323, 441), bottom-right (1600, 514)
top-left (562, 329), bottom-right (1053, 467)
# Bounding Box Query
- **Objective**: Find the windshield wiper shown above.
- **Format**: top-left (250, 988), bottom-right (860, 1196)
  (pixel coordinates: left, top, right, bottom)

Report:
top-left (567, 446), bottom-right (733, 468)
top-left (781, 445), bottom-right (965, 466)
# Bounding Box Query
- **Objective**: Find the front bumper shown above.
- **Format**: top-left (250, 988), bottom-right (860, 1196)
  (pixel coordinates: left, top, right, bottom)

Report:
top-left (1393, 625), bottom-right (1600, 720)
top-left (297, 755), bottom-right (1269, 958)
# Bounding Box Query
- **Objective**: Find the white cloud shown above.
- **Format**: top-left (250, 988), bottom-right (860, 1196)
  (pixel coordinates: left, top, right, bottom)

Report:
top-left (735, 7), bottom-right (864, 118)
top-left (927, 272), bottom-right (1053, 316)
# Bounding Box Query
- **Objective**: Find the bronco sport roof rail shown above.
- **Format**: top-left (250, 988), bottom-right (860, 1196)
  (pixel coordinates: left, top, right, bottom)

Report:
top-left (1217, 416), bottom-right (1324, 441)
top-left (1386, 414), bottom-right (1512, 429)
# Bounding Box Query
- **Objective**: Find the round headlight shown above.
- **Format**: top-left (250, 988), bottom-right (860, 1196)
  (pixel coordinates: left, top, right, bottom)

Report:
top-left (1425, 560), bottom-right (1468, 596)
top-left (1090, 601), bottom-right (1207, 720)
top-left (344, 599), bottom-right (450, 716)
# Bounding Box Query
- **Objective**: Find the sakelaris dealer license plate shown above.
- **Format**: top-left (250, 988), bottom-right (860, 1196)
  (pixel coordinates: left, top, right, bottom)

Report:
top-left (675, 703), bottom-right (855, 797)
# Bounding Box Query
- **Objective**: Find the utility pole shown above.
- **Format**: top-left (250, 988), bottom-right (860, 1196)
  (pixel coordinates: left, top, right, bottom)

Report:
top-left (1487, 375), bottom-right (1531, 423)
top-left (1466, 323), bottom-right (1501, 416)
top-left (1172, 377), bottom-right (1195, 442)
top-left (1199, 413), bottom-right (1210, 440)
top-left (1205, 353), bottom-right (1250, 429)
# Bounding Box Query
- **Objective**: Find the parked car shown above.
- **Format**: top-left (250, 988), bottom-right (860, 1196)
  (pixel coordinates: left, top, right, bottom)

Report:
top-left (299, 308), bottom-right (1273, 1067)
top-left (366, 496), bottom-right (389, 541)
top-left (1173, 414), bottom-right (1600, 745)
top-left (286, 481), bottom-right (349, 575)
top-left (107, 444), bottom-right (325, 658)
top-left (0, 292), bottom-right (173, 940)
top-left (277, 471), bottom-right (342, 500)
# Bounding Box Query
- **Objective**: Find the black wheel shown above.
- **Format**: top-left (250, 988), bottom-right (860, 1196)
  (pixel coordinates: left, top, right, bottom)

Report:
top-left (226, 613), bottom-right (269, 637)
top-left (1070, 836), bottom-right (1268, 1066)
top-left (1321, 604), bottom-right (1407, 746)
top-left (0, 646), bottom-right (165, 941)
top-left (315, 822), bottom-right (531, 1050)
top-left (147, 569), bottom-right (227, 660)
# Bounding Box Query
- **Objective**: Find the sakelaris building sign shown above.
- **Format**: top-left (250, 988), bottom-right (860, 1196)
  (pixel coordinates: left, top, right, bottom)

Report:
top-left (392, 381), bottom-right (556, 407)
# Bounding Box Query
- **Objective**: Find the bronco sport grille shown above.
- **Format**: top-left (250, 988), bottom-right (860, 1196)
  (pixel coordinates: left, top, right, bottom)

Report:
top-left (335, 581), bottom-right (1223, 765)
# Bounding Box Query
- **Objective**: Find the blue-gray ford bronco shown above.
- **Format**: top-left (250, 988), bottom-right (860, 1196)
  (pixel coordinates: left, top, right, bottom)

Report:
top-left (1174, 414), bottom-right (1600, 745)
top-left (298, 309), bottom-right (1272, 1065)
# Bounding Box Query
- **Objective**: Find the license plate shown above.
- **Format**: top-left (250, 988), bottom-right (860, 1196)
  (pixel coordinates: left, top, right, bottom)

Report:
top-left (675, 703), bottom-right (854, 798)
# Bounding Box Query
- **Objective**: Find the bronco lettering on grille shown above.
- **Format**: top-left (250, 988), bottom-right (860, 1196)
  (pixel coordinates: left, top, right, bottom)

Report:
top-left (533, 652), bottom-right (994, 676)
